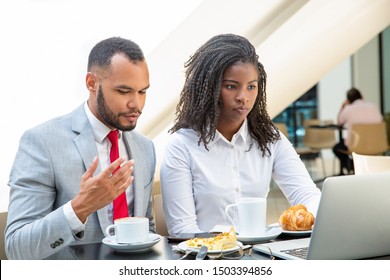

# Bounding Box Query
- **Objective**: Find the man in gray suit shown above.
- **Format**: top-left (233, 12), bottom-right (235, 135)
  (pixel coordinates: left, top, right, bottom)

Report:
top-left (5, 37), bottom-right (156, 259)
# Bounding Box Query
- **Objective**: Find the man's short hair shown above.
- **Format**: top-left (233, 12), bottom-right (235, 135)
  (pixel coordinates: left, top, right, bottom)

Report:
top-left (87, 37), bottom-right (144, 71)
top-left (347, 87), bottom-right (363, 103)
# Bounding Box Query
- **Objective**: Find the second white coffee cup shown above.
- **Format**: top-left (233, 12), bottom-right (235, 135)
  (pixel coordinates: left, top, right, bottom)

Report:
top-left (225, 197), bottom-right (267, 237)
top-left (105, 217), bottom-right (149, 244)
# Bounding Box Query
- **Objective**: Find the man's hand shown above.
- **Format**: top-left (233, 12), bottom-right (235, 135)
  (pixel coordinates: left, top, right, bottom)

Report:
top-left (71, 156), bottom-right (135, 223)
top-left (340, 99), bottom-right (350, 110)
top-left (337, 99), bottom-right (351, 125)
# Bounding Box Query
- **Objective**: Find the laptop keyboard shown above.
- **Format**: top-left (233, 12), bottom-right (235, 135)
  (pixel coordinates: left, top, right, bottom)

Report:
top-left (281, 247), bottom-right (308, 259)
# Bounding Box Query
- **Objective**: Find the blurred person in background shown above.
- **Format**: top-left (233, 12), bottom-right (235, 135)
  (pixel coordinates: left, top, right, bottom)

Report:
top-left (333, 87), bottom-right (382, 175)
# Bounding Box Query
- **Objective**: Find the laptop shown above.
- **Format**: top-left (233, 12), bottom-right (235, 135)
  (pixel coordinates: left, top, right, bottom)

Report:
top-left (253, 172), bottom-right (390, 260)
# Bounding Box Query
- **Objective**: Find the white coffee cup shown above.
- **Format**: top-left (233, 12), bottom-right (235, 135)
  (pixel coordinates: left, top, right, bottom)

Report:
top-left (105, 217), bottom-right (149, 244)
top-left (225, 197), bottom-right (267, 237)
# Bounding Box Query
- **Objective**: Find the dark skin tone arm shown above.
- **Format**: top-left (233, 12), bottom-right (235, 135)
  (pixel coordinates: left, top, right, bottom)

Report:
top-left (71, 156), bottom-right (134, 223)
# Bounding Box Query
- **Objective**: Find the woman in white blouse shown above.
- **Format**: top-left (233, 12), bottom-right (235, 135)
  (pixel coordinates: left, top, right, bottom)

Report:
top-left (160, 34), bottom-right (321, 236)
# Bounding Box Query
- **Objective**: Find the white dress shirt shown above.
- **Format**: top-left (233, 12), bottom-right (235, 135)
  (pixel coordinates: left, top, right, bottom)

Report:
top-left (63, 102), bottom-right (134, 234)
top-left (160, 119), bottom-right (321, 235)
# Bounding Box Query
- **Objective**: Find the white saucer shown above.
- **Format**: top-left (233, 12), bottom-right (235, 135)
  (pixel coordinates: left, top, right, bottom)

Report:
top-left (102, 233), bottom-right (162, 253)
top-left (237, 227), bottom-right (282, 244)
top-left (269, 223), bottom-right (312, 236)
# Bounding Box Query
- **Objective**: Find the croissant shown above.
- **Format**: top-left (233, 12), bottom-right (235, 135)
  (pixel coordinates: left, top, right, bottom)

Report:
top-left (279, 204), bottom-right (315, 231)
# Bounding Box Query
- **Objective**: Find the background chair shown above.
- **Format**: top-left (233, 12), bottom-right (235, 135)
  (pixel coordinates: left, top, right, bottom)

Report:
top-left (152, 194), bottom-right (168, 236)
top-left (352, 152), bottom-right (390, 175)
top-left (274, 122), bottom-right (288, 137)
top-left (338, 122), bottom-right (389, 173)
top-left (152, 180), bottom-right (161, 198)
top-left (382, 112), bottom-right (390, 151)
top-left (152, 181), bottom-right (168, 236)
top-left (348, 122), bottom-right (388, 155)
top-left (0, 212), bottom-right (8, 260)
top-left (295, 119), bottom-right (337, 178)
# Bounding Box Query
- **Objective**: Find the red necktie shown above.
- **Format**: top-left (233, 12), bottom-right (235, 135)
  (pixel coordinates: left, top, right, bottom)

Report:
top-left (107, 130), bottom-right (128, 221)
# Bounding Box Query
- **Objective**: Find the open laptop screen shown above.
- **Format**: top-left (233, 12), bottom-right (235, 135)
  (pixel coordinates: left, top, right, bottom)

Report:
top-left (254, 172), bottom-right (390, 260)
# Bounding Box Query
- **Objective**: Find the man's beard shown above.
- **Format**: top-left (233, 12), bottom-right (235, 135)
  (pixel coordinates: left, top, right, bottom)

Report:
top-left (97, 86), bottom-right (140, 131)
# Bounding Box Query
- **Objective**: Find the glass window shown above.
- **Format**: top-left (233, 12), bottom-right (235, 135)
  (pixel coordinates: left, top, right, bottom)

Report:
top-left (273, 85), bottom-right (318, 147)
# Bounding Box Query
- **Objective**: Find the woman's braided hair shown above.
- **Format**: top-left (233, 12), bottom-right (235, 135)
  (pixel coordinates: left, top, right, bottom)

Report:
top-left (170, 33), bottom-right (280, 156)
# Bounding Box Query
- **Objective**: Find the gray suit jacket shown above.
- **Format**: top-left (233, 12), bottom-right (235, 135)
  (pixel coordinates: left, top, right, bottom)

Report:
top-left (5, 104), bottom-right (156, 259)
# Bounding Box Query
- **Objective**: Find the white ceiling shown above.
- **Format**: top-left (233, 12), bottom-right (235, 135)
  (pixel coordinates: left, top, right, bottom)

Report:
top-left (142, 0), bottom-right (390, 178)
top-left (138, 0), bottom-right (390, 139)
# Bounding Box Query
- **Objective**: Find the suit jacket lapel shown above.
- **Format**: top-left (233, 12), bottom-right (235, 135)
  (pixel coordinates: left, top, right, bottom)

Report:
top-left (123, 132), bottom-right (145, 217)
top-left (71, 104), bottom-right (110, 232)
